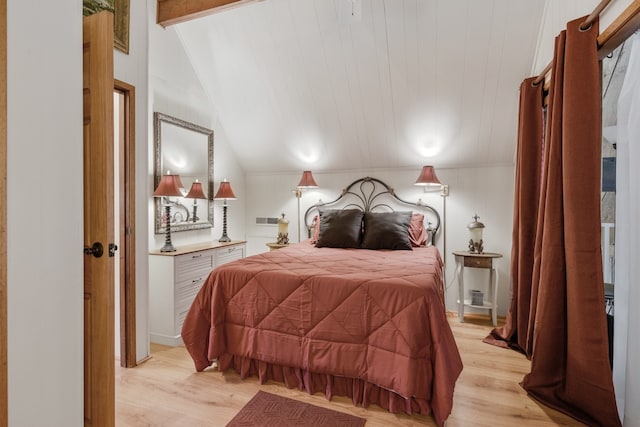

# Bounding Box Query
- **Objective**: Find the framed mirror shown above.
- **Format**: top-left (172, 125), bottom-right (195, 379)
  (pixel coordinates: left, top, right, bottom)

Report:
top-left (154, 112), bottom-right (214, 234)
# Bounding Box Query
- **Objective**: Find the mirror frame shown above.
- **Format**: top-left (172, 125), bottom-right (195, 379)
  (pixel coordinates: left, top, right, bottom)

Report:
top-left (153, 112), bottom-right (214, 234)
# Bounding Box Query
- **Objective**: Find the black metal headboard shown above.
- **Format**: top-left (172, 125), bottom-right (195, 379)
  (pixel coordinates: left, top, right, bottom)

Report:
top-left (303, 176), bottom-right (441, 245)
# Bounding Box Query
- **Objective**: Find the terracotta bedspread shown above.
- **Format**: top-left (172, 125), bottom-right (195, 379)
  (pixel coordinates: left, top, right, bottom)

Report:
top-left (181, 242), bottom-right (462, 426)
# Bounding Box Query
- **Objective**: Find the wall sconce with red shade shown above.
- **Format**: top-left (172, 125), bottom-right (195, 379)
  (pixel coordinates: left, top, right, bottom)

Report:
top-left (213, 179), bottom-right (237, 242)
top-left (414, 165), bottom-right (449, 196)
top-left (414, 165), bottom-right (441, 187)
top-left (185, 179), bottom-right (207, 223)
top-left (153, 171), bottom-right (185, 252)
top-left (295, 170), bottom-right (319, 242)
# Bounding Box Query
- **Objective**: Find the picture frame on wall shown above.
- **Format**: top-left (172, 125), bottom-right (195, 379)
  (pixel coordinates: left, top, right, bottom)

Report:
top-left (83, 0), bottom-right (130, 54)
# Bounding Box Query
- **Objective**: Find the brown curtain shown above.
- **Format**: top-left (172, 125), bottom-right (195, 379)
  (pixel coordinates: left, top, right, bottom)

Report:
top-left (484, 77), bottom-right (543, 355)
top-left (488, 16), bottom-right (620, 426)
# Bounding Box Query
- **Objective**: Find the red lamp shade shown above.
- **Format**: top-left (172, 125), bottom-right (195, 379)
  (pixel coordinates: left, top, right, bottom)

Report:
top-left (297, 170), bottom-right (319, 188)
top-left (185, 180), bottom-right (207, 199)
top-left (153, 173), bottom-right (184, 197)
top-left (213, 179), bottom-right (237, 200)
top-left (414, 166), bottom-right (441, 186)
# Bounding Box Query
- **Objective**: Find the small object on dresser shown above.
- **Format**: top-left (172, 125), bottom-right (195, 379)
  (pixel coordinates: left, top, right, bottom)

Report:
top-left (277, 213), bottom-right (289, 245)
top-left (467, 214), bottom-right (485, 254)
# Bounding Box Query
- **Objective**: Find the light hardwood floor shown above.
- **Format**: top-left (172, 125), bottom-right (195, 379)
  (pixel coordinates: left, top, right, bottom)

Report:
top-left (116, 314), bottom-right (583, 426)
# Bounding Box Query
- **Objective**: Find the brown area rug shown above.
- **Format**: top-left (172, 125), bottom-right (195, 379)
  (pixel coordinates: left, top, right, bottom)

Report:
top-left (226, 391), bottom-right (366, 426)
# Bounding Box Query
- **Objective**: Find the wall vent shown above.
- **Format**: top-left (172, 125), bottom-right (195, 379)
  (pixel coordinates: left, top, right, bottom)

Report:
top-left (256, 217), bottom-right (279, 225)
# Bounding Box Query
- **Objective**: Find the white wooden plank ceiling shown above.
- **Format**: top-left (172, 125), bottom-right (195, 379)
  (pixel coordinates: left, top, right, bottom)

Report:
top-left (174, 0), bottom-right (545, 173)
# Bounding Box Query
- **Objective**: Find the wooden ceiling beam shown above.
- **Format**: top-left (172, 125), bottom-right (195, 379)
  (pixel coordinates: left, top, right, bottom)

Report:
top-left (157, 0), bottom-right (262, 27)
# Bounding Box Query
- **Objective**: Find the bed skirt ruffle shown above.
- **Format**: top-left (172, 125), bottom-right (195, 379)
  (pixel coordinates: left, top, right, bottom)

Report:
top-left (217, 353), bottom-right (433, 417)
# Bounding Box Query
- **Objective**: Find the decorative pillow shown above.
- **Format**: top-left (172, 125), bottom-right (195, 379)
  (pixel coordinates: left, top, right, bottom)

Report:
top-left (361, 211), bottom-right (412, 250)
top-left (409, 212), bottom-right (427, 247)
top-left (315, 209), bottom-right (364, 248)
top-left (310, 214), bottom-right (320, 243)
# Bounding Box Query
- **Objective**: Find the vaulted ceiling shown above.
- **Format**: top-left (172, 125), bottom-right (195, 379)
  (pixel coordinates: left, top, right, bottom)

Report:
top-left (173, 0), bottom-right (545, 173)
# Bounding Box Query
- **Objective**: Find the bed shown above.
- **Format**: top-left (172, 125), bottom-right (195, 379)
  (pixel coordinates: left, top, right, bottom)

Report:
top-left (181, 177), bottom-right (463, 426)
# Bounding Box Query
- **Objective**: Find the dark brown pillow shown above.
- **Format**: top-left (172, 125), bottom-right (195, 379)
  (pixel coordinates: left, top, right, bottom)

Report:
top-left (361, 211), bottom-right (412, 250)
top-left (315, 209), bottom-right (364, 248)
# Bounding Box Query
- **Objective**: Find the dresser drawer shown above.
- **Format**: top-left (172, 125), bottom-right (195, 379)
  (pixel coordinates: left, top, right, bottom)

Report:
top-left (464, 256), bottom-right (492, 269)
top-left (216, 244), bottom-right (245, 266)
top-left (175, 307), bottom-right (190, 335)
top-left (175, 251), bottom-right (215, 282)
top-left (175, 275), bottom-right (206, 302)
top-left (174, 276), bottom-right (208, 334)
top-left (175, 294), bottom-right (197, 324)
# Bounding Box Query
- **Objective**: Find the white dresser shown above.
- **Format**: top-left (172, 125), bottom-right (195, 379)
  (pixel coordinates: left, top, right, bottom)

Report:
top-left (149, 240), bottom-right (246, 346)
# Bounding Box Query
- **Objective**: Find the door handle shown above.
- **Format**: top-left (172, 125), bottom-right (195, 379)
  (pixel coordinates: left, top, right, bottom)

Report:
top-left (84, 242), bottom-right (104, 258)
top-left (109, 243), bottom-right (119, 257)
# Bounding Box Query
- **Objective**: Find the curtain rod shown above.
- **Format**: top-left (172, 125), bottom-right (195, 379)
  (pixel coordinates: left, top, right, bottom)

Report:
top-left (532, 0), bottom-right (615, 86)
top-left (582, 0), bottom-right (615, 30)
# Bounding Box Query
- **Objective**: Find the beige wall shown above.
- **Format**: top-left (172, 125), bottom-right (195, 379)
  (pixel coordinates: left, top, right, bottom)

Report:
top-left (7, 1), bottom-right (83, 425)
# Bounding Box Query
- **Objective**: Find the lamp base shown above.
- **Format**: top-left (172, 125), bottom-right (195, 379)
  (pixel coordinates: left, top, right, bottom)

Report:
top-left (160, 243), bottom-right (176, 252)
top-left (191, 204), bottom-right (199, 223)
top-left (219, 204), bottom-right (231, 242)
top-left (161, 204), bottom-right (176, 252)
top-left (277, 232), bottom-right (289, 245)
top-left (468, 239), bottom-right (484, 254)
